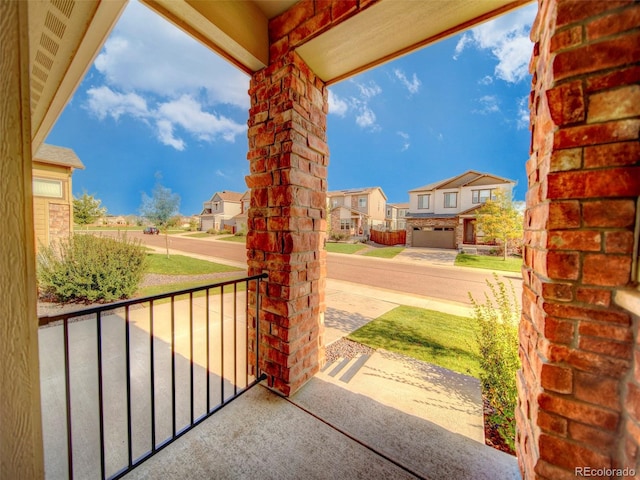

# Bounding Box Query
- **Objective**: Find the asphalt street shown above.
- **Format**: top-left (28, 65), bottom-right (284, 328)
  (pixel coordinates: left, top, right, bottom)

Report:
top-left (120, 231), bottom-right (522, 306)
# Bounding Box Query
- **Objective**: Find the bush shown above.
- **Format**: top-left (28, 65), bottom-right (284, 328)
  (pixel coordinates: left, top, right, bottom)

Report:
top-left (469, 273), bottom-right (520, 451)
top-left (37, 234), bottom-right (147, 303)
top-left (206, 228), bottom-right (216, 234)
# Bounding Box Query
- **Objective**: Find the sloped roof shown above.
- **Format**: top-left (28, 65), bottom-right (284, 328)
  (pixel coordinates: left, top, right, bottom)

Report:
top-left (33, 144), bottom-right (85, 170)
top-left (330, 205), bottom-right (371, 218)
top-left (409, 170), bottom-right (514, 192)
top-left (210, 191), bottom-right (244, 202)
top-left (327, 186), bottom-right (388, 201)
top-left (388, 202), bottom-right (409, 209)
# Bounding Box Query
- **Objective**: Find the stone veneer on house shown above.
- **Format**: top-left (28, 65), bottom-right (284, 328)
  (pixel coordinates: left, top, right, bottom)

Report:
top-left (518, 1), bottom-right (640, 477)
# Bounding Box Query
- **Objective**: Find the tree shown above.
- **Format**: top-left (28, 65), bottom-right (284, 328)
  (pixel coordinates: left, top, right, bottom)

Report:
top-left (474, 189), bottom-right (523, 260)
top-left (73, 191), bottom-right (107, 228)
top-left (140, 180), bottom-right (180, 257)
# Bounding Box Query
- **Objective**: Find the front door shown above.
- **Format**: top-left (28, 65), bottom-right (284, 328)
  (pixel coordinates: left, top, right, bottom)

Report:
top-left (463, 219), bottom-right (475, 244)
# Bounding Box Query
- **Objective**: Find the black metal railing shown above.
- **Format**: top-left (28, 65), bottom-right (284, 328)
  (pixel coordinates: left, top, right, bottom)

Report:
top-left (38, 273), bottom-right (267, 480)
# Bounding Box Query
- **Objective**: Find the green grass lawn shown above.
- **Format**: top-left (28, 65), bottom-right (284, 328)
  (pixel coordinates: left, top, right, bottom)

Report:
top-left (362, 246), bottom-right (404, 258)
top-left (146, 254), bottom-right (242, 275)
top-left (325, 242), bottom-right (367, 254)
top-left (136, 277), bottom-right (247, 298)
top-left (455, 253), bottom-right (522, 272)
top-left (218, 235), bottom-right (247, 243)
top-left (184, 232), bottom-right (211, 238)
top-left (348, 305), bottom-right (480, 378)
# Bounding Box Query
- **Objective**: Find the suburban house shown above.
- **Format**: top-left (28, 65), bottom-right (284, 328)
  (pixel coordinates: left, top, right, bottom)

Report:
top-left (2, 1), bottom-right (639, 479)
top-left (198, 190), bottom-right (243, 232)
top-left (405, 170), bottom-right (515, 249)
top-left (32, 143), bottom-right (84, 252)
top-left (327, 187), bottom-right (387, 238)
top-left (385, 202), bottom-right (409, 231)
top-left (232, 190), bottom-right (251, 234)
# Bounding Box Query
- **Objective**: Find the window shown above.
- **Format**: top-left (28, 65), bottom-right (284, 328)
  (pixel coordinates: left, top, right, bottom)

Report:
top-left (33, 178), bottom-right (63, 198)
top-left (472, 189), bottom-right (496, 204)
top-left (332, 199), bottom-right (339, 207)
top-left (418, 194), bottom-right (430, 209)
top-left (386, 208), bottom-right (391, 217)
top-left (444, 192), bottom-right (457, 208)
top-left (358, 197), bottom-right (367, 208)
top-left (340, 219), bottom-right (353, 231)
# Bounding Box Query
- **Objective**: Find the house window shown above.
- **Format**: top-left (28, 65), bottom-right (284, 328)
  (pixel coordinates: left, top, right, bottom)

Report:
top-left (33, 178), bottom-right (63, 198)
top-left (386, 208), bottom-right (391, 217)
top-left (332, 199), bottom-right (339, 207)
top-left (418, 194), bottom-right (430, 209)
top-left (340, 219), bottom-right (353, 231)
top-left (472, 189), bottom-right (496, 204)
top-left (358, 197), bottom-right (367, 208)
top-left (444, 192), bottom-right (457, 208)
top-left (214, 202), bottom-right (220, 211)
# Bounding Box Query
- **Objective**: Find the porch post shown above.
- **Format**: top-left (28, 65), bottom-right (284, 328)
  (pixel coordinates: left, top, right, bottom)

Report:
top-left (246, 50), bottom-right (328, 396)
top-left (0, 1), bottom-right (45, 477)
top-left (518, 1), bottom-right (639, 477)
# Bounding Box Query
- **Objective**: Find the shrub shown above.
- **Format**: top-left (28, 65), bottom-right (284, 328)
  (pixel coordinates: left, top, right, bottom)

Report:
top-left (469, 273), bottom-right (520, 451)
top-left (206, 228), bottom-right (216, 234)
top-left (37, 234), bottom-right (147, 303)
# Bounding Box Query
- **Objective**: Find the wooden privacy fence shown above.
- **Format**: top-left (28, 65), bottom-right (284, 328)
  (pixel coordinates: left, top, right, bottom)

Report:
top-left (370, 229), bottom-right (406, 246)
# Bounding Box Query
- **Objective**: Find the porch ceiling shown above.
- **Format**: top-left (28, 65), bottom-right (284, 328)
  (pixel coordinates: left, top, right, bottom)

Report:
top-left (26, 0), bottom-right (532, 152)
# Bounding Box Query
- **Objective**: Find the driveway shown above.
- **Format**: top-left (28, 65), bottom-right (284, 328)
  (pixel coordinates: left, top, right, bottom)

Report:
top-left (394, 247), bottom-right (458, 266)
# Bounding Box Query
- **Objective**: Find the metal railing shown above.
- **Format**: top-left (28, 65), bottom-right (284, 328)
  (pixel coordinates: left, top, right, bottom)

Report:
top-left (38, 273), bottom-right (267, 480)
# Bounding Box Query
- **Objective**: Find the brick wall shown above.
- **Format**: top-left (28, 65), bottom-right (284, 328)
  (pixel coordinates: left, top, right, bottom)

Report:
top-left (48, 203), bottom-right (70, 244)
top-left (518, 1), bottom-right (639, 478)
top-left (246, 48), bottom-right (329, 396)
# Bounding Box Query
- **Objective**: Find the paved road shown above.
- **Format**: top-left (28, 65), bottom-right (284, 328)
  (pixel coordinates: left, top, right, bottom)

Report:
top-left (125, 232), bottom-right (522, 306)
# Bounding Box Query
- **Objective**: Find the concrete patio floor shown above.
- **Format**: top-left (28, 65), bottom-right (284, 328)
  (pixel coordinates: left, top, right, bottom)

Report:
top-left (120, 281), bottom-right (518, 480)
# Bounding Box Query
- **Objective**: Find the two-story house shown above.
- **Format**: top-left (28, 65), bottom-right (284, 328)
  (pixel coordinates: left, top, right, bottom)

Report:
top-left (385, 202), bottom-right (409, 231)
top-left (199, 190), bottom-right (243, 232)
top-left (405, 170), bottom-right (515, 249)
top-left (231, 190), bottom-right (251, 234)
top-left (327, 187), bottom-right (387, 239)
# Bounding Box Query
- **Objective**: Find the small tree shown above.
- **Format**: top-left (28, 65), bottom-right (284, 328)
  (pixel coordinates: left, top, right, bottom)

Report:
top-left (73, 191), bottom-right (107, 228)
top-left (475, 190), bottom-right (523, 260)
top-left (140, 180), bottom-right (180, 257)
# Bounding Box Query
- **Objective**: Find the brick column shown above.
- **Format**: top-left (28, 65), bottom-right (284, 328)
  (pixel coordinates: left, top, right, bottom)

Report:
top-left (246, 50), bottom-right (328, 396)
top-left (518, 1), bottom-right (639, 478)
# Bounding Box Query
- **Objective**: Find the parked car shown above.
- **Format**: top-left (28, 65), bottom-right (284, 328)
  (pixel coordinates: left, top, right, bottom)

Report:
top-left (143, 226), bottom-right (159, 235)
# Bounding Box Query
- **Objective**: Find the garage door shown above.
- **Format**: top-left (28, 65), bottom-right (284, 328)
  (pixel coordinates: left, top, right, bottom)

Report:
top-left (412, 230), bottom-right (455, 249)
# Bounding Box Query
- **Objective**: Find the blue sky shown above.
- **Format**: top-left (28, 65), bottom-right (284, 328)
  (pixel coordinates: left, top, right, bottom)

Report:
top-left (45, 1), bottom-right (537, 215)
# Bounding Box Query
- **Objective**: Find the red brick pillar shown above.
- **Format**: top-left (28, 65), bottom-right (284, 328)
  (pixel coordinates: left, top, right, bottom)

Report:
top-left (518, 1), bottom-right (640, 478)
top-left (245, 51), bottom-right (328, 396)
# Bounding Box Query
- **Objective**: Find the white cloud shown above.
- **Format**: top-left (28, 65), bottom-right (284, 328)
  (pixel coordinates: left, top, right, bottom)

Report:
top-left (397, 131), bottom-right (410, 151)
top-left (215, 169), bottom-right (229, 178)
top-left (479, 75), bottom-right (493, 85)
top-left (393, 69), bottom-right (421, 95)
top-left (86, 1), bottom-right (250, 150)
top-left (156, 119), bottom-right (185, 151)
top-left (356, 107), bottom-right (377, 129)
top-left (328, 90), bottom-right (348, 116)
top-left (453, 4), bottom-right (536, 83)
top-left (86, 86), bottom-right (149, 120)
top-left (94, 0), bottom-right (250, 109)
top-left (453, 34), bottom-right (472, 60)
top-left (354, 80), bottom-right (382, 99)
top-left (474, 95), bottom-right (500, 115)
top-left (516, 96), bottom-right (530, 130)
top-left (157, 96), bottom-right (246, 143)
top-left (86, 87), bottom-right (246, 150)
